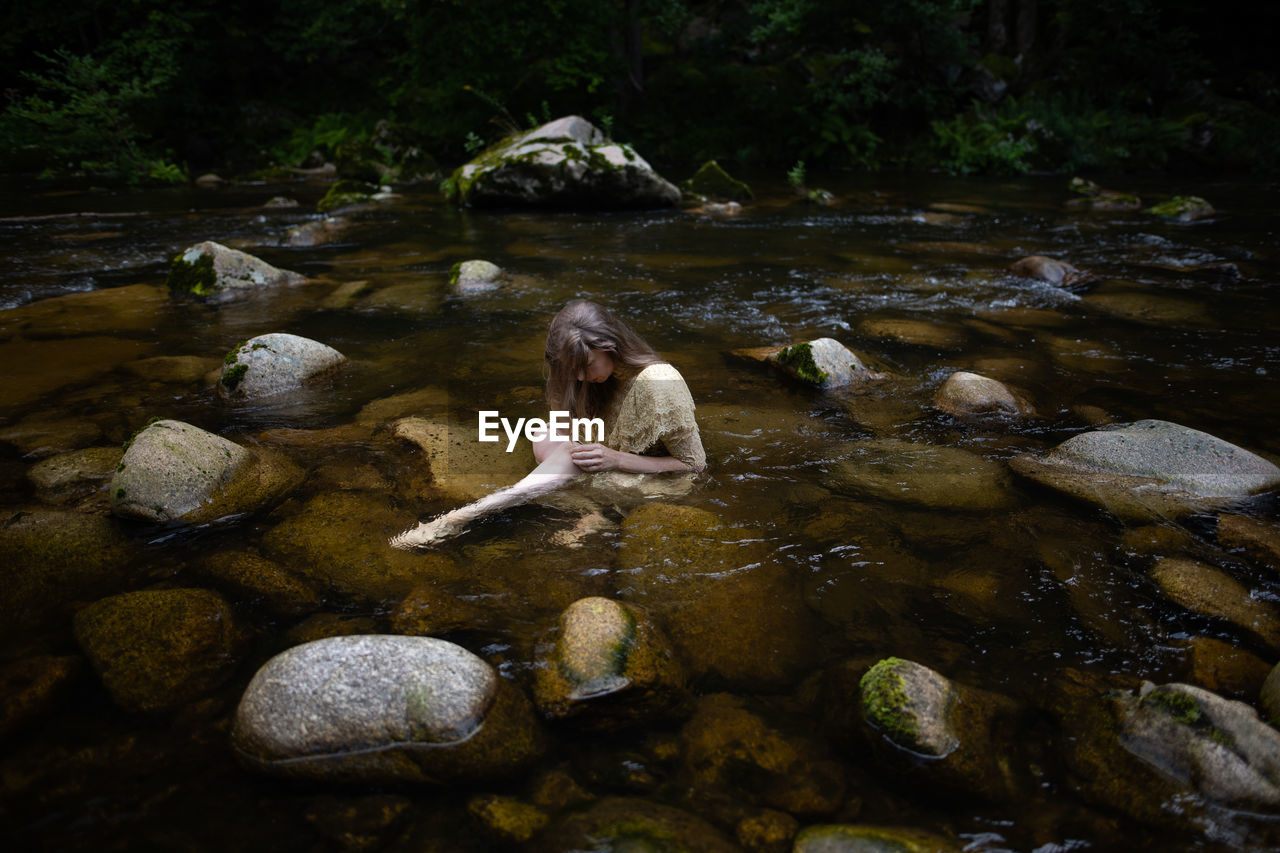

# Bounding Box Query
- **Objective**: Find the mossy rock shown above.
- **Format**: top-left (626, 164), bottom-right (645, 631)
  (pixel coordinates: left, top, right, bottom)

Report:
top-left (467, 794), bottom-right (550, 844)
top-left (194, 550), bottom-right (321, 616)
top-left (1146, 195), bottom-right (1214, 222)
top-left (166, 242), bottom-right (306, 303)
top-left (794, 824), bottom-right (963, 853)
top-left (534, 597), bottom-right (688, 728)
top-left (73, 588), bottom-right (244, 713)
top-left (317, 179), bottom-right (379, 214)
top-left (536, 797), bottom-right (740, 853)
top-left (860, 658), bottom-right (958, 756)
top-left (390, 582), bottom-right (485, 636)
top-left (218, 333), bottom-right (347, 401)
top-left (449, 259), bottom-right (505, 294)
top-left (682, 160), bottom-right (753, 202)
top-left (735, 338), bottom-right (876, 390)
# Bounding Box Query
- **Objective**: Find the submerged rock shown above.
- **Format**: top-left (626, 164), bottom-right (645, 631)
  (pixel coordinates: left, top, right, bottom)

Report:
top-left (73, 588), bottom-right (243, 713)
top-left (0, 508), bottom-right (137, 633)
top-left (736, 337), bottom-right (877, 390)
top-left (1217, 514), bottom-right (1280, 573)
top-left (218, 333), bottom-right (346, 401)
top-left (1010, 420), bottom-right (1280, 521)
top-left (27, 446), bottom-right (122, 503)
top-left (0, 654), bottom-right (82, 737)
top-left (390, 582), bottom-right (485, 636)
top-left (537, 797), bottom-right (740, 853)
top-left (283, 216), bottom-right (357, 247)
top-left (1067, 177), bottom-right (1142, 212)
top-left (1151, 558), bottom-right (1280, 652)
top-left (793, 824), bottom-right (963, 853)
top-left (232, 635), bottom-right (545, 783)
top-left (534, 597), bottom-right (687, 728)
top-left (679, 693), bottom-right (846, 816)
top-left (1147, 195), bottom-right (1214, 222)
top-left (446, 115), bottom-right (680, 209)
top-left (317, 179), bottom-right (379, 214)
top-left (109, 420), bottom-right (301, 524)
top-left (1178, 636), bottom-right (1272, 700)
top-left (617, 503), bottom-right (814, 687)
top-left (858, 317), bottom-right (967, 350)
top-left (824, 439), bottom-right (1017, 511)
top-left (1262, 664), bottom-right (1280, 726)
top-left (683, 159), bottom-right (753, 202)
top-left (449, 259), bottom-right (505, 294)
top-left (933, 371), bottom-right (1032, 417)
top-left (166, 241), bottom-right (306, 302)
top-left (856, 657), bottom-right (1023, 801)
top-left (467, 794), bottom-right (550, 844)
top-left (194, 550), bottom-right (320, 616)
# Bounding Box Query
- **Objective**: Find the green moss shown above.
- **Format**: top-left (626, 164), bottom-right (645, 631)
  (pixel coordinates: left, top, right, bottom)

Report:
top-left (682, 160), bottom-right (753, 202)
top-left (166, 250), bottom-right (217, 296)
top-left (224, 341), bottom-right (246, 365)
top-left (1146, 195), bottom-right (1211, 218)
top-left (318, 179), bottom-right (377, 214)
top-left (1141, 686), bottom-right (1237, 749)
top-left (776, 342), bottom-right (828, 385)
top-left (221, 362), bottom-right (248, 391)
top-left (114, 487), bottom-right (126, 499)
top-left (860, 657), bottom-right (917, 742)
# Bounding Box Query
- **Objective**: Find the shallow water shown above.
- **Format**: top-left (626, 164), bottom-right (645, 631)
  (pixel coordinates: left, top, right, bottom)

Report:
top-left (2, 171), bottom-right (1279, 851)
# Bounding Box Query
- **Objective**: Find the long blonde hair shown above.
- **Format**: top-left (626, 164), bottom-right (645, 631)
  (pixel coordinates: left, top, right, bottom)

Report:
top-left (544, 300), bottom-right (663, 419)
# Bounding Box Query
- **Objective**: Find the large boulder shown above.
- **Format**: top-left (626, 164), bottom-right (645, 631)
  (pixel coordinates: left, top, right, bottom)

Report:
top-left (109, 419), bottom-right (302, 524)
top-left (617, 503), bottom-right (815, 687)
top-left (231, 635), bottom-right (546, 783)
top-left (855, 657), bottom-right (1024, 802)
top-left (73, 588), bottom-right (243, 712)
top-left (1010, 420), bottom-right (1280, 521)
top-left (446, 116), bottom-right (681, 209)
top-left (533, 597), bottom-right (687, 728)
top-left (166, 241), bottom-right (306, 302)
top-left (218, 333), bottom-right (346, 401)
top-left (824, 439), bottom-right (1017, 511)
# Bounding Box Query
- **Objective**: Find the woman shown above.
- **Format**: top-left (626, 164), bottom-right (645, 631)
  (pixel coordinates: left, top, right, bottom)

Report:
top-left (390, 300), bottom-right (705, 549)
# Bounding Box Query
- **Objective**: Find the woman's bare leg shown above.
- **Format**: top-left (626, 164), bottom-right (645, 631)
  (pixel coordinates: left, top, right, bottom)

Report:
top-left (390, 441), bottom-right (582, 549)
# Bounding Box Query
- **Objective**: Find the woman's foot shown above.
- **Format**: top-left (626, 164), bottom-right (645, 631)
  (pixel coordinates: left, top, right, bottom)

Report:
top-left (388, 511), bottom-right (469, 550)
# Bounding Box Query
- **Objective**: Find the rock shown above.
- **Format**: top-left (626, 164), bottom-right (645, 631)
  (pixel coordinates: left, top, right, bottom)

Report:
top-left (27, 446), bottom-right (122, 503)
top-left (0, 281), bottom-right (167, 339)
top-left (1147, 195), bottom-right (1214, 222)
top-left (0, 415), bottom-right (102, 458)
top-left (231, 635), bottom-right (545, 783)
top-left (857, 317), bottom-right (967, 349)
top-left (355, 387), bottom-right (450, 424)
top-left (218, 333), bottom-right (346, 401)
top-left (390, 583), bottom-right (484, 635)
top-left (122, 355), bottom-right (221, 385)
top-left (317, 180), bottom-right (379, 214)
top-left (1082, 281), bottom-right (1208, 326)
top-left (194, 550), bottom-right (321, 616)
top-left (857, 658), bottom-right (1025, 802)
top-left (449, 259), bottom-right (505, 294)
top-left (617, 503), bottom-right (815, 687)
top-left (467, 794), bottom-right (550, 844)
top-left (194, 173), bottom-right (226, 187)
top-left (1007, 255), bottom-right (1090, 288)
top-left (1217, 514), bottom-right (1280, 573)
top-left (735, 338), bottom-right (877, 390)
top-left (536, 797), bottom-right (740, 853)
top-left (283, 216), bottom-right (357, 247)
top-left (683, 160), bottom-right (753, 202)
top-left (320, 279), bottom-right (375, 309)
top-left (736, 809), bottom-right (800, 853)
top-left (1262, 664), bottom-right (1280, 726)
top-left (1067, 177), bottom-right (1142, 211)
top-left (1118, 681), bottom-right (1280, 811)
top-left (679, 693), bottom-right (846, 816)
top-left (263, 196), bottom-right (299, 209)
top-left (0, 335), bottom-right (154, 410)
top-left (534, 597), bottom-right (687, 728)
top-left (0, 508), bottom-right (136, 633)
top-left (1010, 420), bottom-right (1280, 521)
top-left (390, 416), bottom-right (528, 503)
top-left (0, 654), bottom-right (82, 738)
top-left (304, 794), bottom-right (412, 852)
top-left (284, 613), bottom-right (379, 646)
top-left (807, 188), bottom-right (836, 205)
top-left (166, 241), bottom-right (306, 302)
top-left (447, 115), bottom-right (681, 209)
top-left (1151, 558), bottom-right (1280, 652)
top-left (1178, 637), bottom-right (1271, 700)
top-left (1120, 523), bottom-right (1195, 557)
top-left (261, 491), bottom-right (458, 602)
top-left (73, 588), bottom-right (243, 712)
top-left (793, 824), bottom-right (962, 853)
top-left (933, 371), bottom-right (1032, 417)
top-left (824, 439), bottom-right (1017, 511)
top-left (109, 420), bottom-right (302, 524)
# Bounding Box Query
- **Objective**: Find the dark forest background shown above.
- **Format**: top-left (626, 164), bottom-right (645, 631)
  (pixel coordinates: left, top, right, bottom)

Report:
top-left (2, 0), bottom-right (1276, 185)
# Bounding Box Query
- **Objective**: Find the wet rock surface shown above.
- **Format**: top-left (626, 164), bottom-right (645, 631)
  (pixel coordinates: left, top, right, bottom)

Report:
top-left (824, 439), bottom-right (1017, 511)
top-left (735, 337), bottom-right (877, 389)
top-left (933, 370), bottom-right (1032, 416)
top-left (232, 635), bottom-right (545, 783)
top-left (218, 333), bottom-right (346, 401)
top-left (166, 241), bottom-right (306, 302)
top-left (1011, 420), bottom-right (1280, 520)
top-left (73, 588), bottom-right (243, 712)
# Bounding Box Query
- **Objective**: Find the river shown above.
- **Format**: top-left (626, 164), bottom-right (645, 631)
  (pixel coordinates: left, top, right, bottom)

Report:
top-left (1, 171), bottom-right (1278, 851)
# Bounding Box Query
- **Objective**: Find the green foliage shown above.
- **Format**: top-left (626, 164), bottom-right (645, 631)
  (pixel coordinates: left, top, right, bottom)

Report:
top-left (787, 160), bottom-right (806, 190)
top-left (463, 132), bottom-right (486, 155)
top-left (930, 100), bottom-right (1034, 176)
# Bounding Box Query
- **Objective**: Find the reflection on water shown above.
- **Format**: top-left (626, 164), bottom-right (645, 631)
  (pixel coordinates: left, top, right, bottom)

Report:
top-left (1, 172), bottom-right (1278, 851)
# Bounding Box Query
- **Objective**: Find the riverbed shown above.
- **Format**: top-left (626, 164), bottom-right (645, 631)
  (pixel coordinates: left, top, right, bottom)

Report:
top-left (1, 171), bottom-right (1278, 851)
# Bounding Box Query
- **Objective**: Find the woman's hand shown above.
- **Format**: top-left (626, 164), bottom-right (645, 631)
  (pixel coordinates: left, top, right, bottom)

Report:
top-left (570, 443), bottom-right (622, 472)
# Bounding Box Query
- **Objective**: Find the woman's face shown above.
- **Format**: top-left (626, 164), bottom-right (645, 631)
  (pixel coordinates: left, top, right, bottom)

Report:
top-left (578, 349), bottom-right (615, 383)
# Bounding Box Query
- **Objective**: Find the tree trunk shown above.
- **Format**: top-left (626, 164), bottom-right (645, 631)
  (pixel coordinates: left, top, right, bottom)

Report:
top-left (987, 0), bottom-right (1009, 52)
